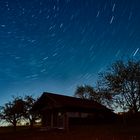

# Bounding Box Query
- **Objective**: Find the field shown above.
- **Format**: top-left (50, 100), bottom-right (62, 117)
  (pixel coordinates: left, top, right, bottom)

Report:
top-left (0, 123), bottom-right (140, 140)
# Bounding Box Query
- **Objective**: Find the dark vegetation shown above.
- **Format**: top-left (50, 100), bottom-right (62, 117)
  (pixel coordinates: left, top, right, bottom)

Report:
top-left (0, 95), bottom-right (39, 131)
top-left (75, 59), bottom-right (140, 114)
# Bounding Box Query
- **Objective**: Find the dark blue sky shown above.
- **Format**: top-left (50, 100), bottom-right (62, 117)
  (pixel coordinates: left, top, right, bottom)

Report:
top-left (0, 0), bottom-right (140, 105)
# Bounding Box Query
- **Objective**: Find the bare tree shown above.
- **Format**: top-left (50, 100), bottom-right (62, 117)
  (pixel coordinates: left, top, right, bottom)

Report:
top-left (100, 59), bottom-right (140, 113)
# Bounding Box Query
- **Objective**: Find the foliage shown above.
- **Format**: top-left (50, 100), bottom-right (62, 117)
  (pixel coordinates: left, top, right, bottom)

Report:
top-left (0, 97), bottom-right (26, 130)
top-left (100, 59), bottom-right (140, 113)
top-left (74, 84), bottom-right (108, 104)
top-left (23, 95), bottom-right (38, 128)
top-left (75, 85), bottom-right (95, 99)
top-left (0, 95), bottom-right (38, 129)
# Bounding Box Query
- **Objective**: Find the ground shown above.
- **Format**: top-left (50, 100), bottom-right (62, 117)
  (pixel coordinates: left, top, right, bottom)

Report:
top-left (0, 123), bottom-right (140, 140)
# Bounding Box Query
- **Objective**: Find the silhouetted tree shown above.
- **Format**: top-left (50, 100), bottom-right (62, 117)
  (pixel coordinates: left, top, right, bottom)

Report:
top-left (100, 59), bottom-right (140, 113)
top-left (0, 97), bottom-right (25, 131)
top-left (96, 81), bottom-right (113, 108)
top-left (75, 85), bottom-right (102, 103)
top-left (24, 95), bottom-right (38, 128)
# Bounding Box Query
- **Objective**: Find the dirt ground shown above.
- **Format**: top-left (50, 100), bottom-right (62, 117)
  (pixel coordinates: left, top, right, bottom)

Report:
top-left (0, 124), bottom-right (140, 140)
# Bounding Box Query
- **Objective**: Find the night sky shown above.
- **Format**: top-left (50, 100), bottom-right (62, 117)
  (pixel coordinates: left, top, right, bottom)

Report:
top-left (0, 0), bottom-right (140, 105)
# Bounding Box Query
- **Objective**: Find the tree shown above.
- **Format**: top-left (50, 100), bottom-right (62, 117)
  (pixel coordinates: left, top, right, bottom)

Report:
top-left (75, 84), bottom-right (102, 103)
top-left (24, 95), bottom-right (38, 128)
top-left (100, 59), bottom-right (140, 113)
top-left (0, 97), bottom-right (25, 131)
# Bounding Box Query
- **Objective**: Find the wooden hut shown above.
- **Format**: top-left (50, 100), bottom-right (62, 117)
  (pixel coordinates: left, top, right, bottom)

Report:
top-left (32, 92), bottom-right (116, 130)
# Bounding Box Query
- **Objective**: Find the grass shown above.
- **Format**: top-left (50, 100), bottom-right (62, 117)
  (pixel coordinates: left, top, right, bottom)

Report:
top-left (0, 123), bottom-right (140, 140)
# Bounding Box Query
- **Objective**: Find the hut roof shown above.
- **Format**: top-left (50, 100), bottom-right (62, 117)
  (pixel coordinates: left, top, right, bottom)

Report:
top-left (32, 92), bottom-right (112, 113)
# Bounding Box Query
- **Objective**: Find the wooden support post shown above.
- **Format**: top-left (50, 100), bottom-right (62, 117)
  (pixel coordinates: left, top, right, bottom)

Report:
top-left (64, 112), bottom-right (69, 131)
top-left (51, 112), bottom-right (54, 129)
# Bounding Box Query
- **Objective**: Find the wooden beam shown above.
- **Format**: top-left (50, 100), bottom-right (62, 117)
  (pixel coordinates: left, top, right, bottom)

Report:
top-left (51, 111), bottom-right (53, 128)
top-left (64, 112), bottom-right (69, 131)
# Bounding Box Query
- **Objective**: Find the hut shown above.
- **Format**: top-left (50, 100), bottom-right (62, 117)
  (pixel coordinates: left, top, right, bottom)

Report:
top-left (32, 92), bottom-right (116, 130)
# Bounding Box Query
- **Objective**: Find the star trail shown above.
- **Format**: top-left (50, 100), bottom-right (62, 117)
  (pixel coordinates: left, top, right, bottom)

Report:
top-left (0, 0), bottom-right (140, 105)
